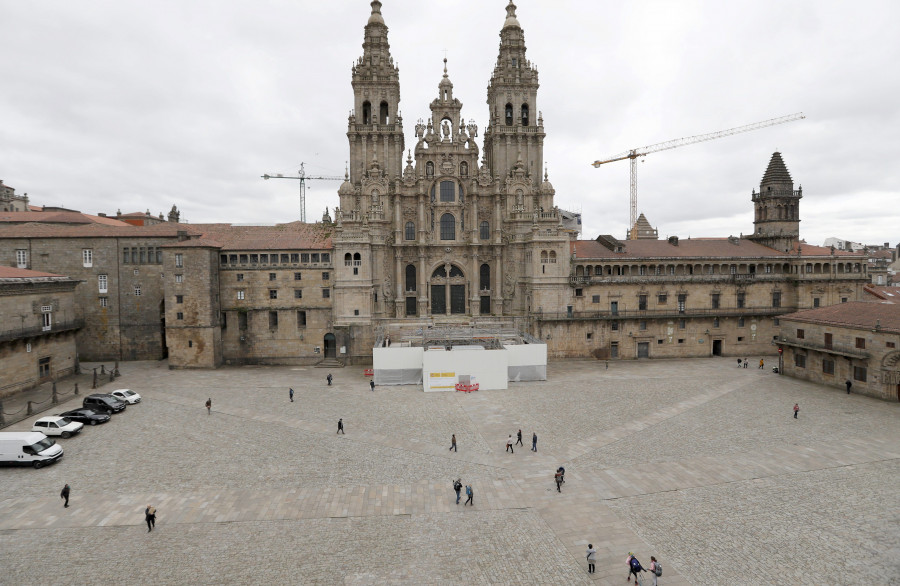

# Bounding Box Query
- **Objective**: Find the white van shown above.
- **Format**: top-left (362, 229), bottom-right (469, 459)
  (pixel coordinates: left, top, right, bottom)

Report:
top-left (0, 432), bottom-right (64, 468)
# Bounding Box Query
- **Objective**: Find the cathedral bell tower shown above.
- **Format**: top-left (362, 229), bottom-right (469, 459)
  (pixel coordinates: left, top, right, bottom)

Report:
top-left (347, 0), bottom-right (404, 185)
top-left (748, 151), bottom-right (802, 252)
top-left (483, 0), bottom-right (545, 188)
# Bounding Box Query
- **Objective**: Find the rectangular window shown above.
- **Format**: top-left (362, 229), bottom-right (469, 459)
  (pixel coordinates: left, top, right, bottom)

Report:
top-left (730, 265), bottom-right (737, 275)
top-left (176, 295), bottom-right (183, 304)
top-left (610, 342), bottom-right (619, 358)
top-left (221, 254), bottom-right (228, 265)
top-left (294, 289), bottom-right (302, 299)
top-left (269, 311), bottom-right (278, 329)
top-left (250, 254), bottom-right (258, 264)
top-left (297, 311), bottom-right (307, 327)
top-left (277, 254), bottom-right (286, 263)
top-left (311, 253), bottom-right (320, 263)
top-left (269, 289), bottom-right (278, 299)
top-left (765, 264), bottom-right (772, 274)
top-left (822, 358), bottom-right (835, 375)
top-left (592, 295), bottom-right (600, 304)
top-left (888, 341), bottom-right (896, 349)
top-left (841, 297), bottom-right (848, 303)
top-left (239, 312), bottom-right (248, 330)
top-left (132, 286), bottom-right (141, 296)
top-left (321, 253), bottom-right (330, 263)
top-left (98, 274), bottom-right (108, 293)
top-left (16, 249), bottom-right (27, 268)
top-left (259, 254), bottom-right (268, 264)
top-left (610, 301), bottom-right (618, 315)
top-left (123, 248), bottom-right (130, 264)
top-left (795, 353), bottom-right (806, 368)
top-left (97, 296), bottom-right (108, 308)
top-left (175, 253), bottom-right (183, 268)
top-left (139, 247), bottom-right (146, 264)
top-left (853, 366), bottom-right (867, 382)
top-left (322, 288), bottom-right (331, 298)
top-left (711, 294), bottom-right (720, 309)
top-left (322, 272), bottom-right (330, 281)
top-left (42, 312), bottom-right (52, 331)
top-left (294, 272), bottom-right (302, 280)
top-left (228, 254), bottom-right (237, 264)
top-left (678, 339), bottom-right (684, 344)
top-left (797, 329), bottom-right (805, 339)
top-left (239, 254), bottom-right (248, 264)
top-left (176, 312), bottom-right (184, 320)
top-left (824, 333), bottom-right (833, 349)
top-left (611, 321), bottom-right (619, 331)
top-left (575, 288), bottom-right (583, 298)
top-left (289, 253), bottom-right (298, 263)
top-left (237, 290), bottom-right (245, 300)
top-left (639, 320), bottom-right (647, 330)
top-left (176, 274), bottom-right (183, 283)
top-left (772, 292), bottom-right (781, 308)
top-left (638, 295), bottom-right (647, 310)
top-left (738, 317), bottom-right (745, 327)
top-left (737, 293), bottom-right (745, 309)
top-left (301, 253), bottom-right (310, 263)
top-left (658, 294), bottom-right (667, 304)
top-left (855, 337), bottom-right (865, 349)
top-left (813, 297), bottom-right (820, 308)
top-left (407, 296), bottom-right (418, 316)
top-left (679, 319), bottom-right (686, 329)
top-left (131, 248), bottom-right (138, 264)
top-left (236, 274), bottom-right (244, 282)
top-left (713, 318), bottom-right (720, 328)
top-left (678, 294), bottom-right (686, 313)
top-left (83, 249), bottom-right (93, 267)
top-left (269, 273), bottom-right (277, 281)
top-left (480, 295), bottom-right (490, 314)
top-left (156, 249), bottom-right (162, 264)
top-left (586, 332), bottom-right (593, 340)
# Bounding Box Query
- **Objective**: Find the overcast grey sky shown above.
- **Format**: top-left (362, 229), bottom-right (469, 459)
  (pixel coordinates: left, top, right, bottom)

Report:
top-left (2, 0), bottom-right (898, 246)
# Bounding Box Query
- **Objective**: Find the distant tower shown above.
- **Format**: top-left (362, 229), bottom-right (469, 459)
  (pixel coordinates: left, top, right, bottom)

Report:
top-left (347, 0), bottom-right (404, 184)
top-left (482, 0), bottom-right (545, 187)
top-left (168, 205), bottom-right (180, 223)
top-left (748, 152), bottom-right (802, 252)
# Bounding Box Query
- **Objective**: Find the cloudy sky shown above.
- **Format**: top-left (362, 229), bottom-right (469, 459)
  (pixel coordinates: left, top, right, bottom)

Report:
top-left (2, 0), bottom-right (898, 246)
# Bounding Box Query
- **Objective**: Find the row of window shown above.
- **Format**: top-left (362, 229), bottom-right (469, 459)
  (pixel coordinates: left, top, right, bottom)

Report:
top-left (234, 272), bottom-right (328, 282)
top-left (401, 218), bottom-right (490, 241)
top-left (234, 288), bottom-right (330, 300)
top-left (224, 310), bottom-right (308, 330)
top-left (573, 262), bottom-right (865, 277)
top-left (577, 292), bottom-right (777, 310)
top-left (220, 253), bottom-right (330, 266)
top-left (123, 246), bottom-right (164, 265)
top-left (793, 353), bottom-right (868, 382)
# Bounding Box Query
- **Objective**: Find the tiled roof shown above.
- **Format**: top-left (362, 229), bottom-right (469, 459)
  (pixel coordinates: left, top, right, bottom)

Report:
top-left (186, 222), bottom-right (332, 251)
top-left (0, 211), bottom-right (131, 226)
top-left (761, 151), bottom-right (793, 186)
top-left (160, 237), bottom-right (223, 249)
top-left (572, 237), bottom-right (785, 260)
top-left (0, 266), bottom-right (67, 279)
top-left (779, 301), bottom-right (900, 334)
top-left (863, 285), bottom-right (900, 302)
top-left (788, 242), bottom-right (862, 257)
top-left (0, 222), bottom-right (201, 238)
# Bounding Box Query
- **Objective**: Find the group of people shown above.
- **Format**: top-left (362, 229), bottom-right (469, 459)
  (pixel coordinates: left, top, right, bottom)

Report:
top-left (624, 552), bottom-right (662, 584)
top-left (59, 484), bottom-right (157, 532)
top-left (504, 429), bottom-right (538, 453)
top-left (452, 478), bottom-right (474, 506)
top-left (735, 358), bottom-right (766, 369)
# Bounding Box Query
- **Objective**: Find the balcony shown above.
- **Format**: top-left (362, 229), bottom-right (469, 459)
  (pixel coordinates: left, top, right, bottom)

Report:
top-left (535, 306), bottom-right (797, 322)
top-left (777, 337), bottom-right (870, 360)
top-left (0, 319), bottom-right (85, 344)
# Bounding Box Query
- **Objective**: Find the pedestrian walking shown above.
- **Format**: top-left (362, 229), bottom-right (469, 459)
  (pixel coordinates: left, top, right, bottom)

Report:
top-left (737, 358), bottom-right (742, 367)
top-left (327, 373), bottom-right (333, 386)
top-left (586, 544), bottom-right (597, 574)
top-left (648, 556), bottom-right (661, 586)
top-left (370, 380), bottom-right (375, 392)
top-left (532, 432), bottom-right (537, 452)
top-left (846, 380), bottom-right (852, 394)
top-left (793, 403), bottom-right (799, 419)
top-left (516, 429), bottom-right (523, 446)
top-left (60, 483), bottom-right (70, 508)
top-left (605, 360), bottom-right (609, 370)
top-left (627, 553), bottom-right (643, 582)
top-left (337, 418), bottom-right (345, 433)
top-left (205, 398), bottom-right (211, 415)
top-left (453, 478), bottom-right (462, 504)
top-left (743, 357), bottom-right (748, 368)
top-left (555, 469), bottom-right (563, 492)
top-left (145, 505), bottom-right (156, 532)
top-left (464, 484), bottom-right (473, 506)
top-left (449, 434), bottom-right (457, 452)
top-left (759, 358), bottom-right (764, 369)
top-left (506, 435), bottom-right (514, 453)
top-left (289, 388), bottom-right (294, 402)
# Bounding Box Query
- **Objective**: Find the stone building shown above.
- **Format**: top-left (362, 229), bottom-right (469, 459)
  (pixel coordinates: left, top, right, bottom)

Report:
top-left (0, 267), bottom-right (80, 398)
top-left (778, 302), bottom-right (900, 401)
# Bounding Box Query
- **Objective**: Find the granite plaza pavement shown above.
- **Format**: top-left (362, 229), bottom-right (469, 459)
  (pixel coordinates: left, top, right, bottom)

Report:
top-left (1, 357), bottom-right (898, 585)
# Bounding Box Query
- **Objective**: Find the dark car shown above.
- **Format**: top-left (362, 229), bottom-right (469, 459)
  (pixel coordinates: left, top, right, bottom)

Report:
top-left (59, 408), bottom-right (111, 425)
top-left (82, 394), bottom-right (127, 414)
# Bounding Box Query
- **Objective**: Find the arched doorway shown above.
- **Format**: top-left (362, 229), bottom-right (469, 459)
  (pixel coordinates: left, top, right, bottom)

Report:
top-left (430, 264), bottom-right (467, 315)
top-left (323, 333), bottom-right (336, 358)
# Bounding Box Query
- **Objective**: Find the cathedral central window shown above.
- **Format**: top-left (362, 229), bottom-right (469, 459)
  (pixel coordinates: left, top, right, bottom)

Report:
top-left (440, 181), bottom-right (455, 202)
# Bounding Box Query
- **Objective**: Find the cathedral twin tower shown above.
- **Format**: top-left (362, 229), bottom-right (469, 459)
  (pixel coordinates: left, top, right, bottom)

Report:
top-left (333, 1), bottom-right (567, 323)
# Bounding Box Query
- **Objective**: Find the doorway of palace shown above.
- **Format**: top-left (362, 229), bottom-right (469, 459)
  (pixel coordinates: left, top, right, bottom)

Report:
top-left (712, 339), bottom-right (722, 356)
top-left (637, 342), bottom-right (649, 358)
top-left (323, 333), bottom-right (336, 358)
top-left (430, 264), bottom-right (467, 315)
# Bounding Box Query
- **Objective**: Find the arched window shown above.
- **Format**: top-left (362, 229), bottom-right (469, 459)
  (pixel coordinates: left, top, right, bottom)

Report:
top-left (459, 162), bottom-right (468, 177)
top-left (432, 266), bottom-right (447, 278)
top-left (521, 104), bottom-right (529, 126)
top-left (379, 101), bottom-right (389, 124)
top-left (440, 181), bottom-right (455, 202)
top-left (440, 213), bottom-right (456, 240)
top-left (549, 251), bottom-right (557, 263)
top-left (344, 253), bottom-right (352, 266)
top-left (405, 221), bottom-right (415, 241)
top-left (353, 252), bottom-right (361, 262)
top-left (405, 264), bottom-right (416, 292)
top-left (479, 264), bottom-right (490, 290)
top-left (540, 251), bottom-right (548, 263)
top-left (505, 103), bottom-right (513, 126)
top-left (362, 101), bottom-right (371, 125)
top-left (449, 265), bottom-right (464, 278)
top-left (426, 161), bottom-right (434, 177)
top-left (479, 221), bottom-right (490, 240)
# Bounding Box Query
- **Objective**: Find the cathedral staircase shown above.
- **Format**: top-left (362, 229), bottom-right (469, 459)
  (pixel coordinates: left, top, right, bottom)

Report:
top-left (314, 357), bottom-right (345, 368)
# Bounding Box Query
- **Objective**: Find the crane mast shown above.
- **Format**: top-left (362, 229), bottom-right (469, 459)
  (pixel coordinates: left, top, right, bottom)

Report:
top-left (592, 112), bottom-right (805, 231)
top-left (262, 162), bottom-right (345, 222)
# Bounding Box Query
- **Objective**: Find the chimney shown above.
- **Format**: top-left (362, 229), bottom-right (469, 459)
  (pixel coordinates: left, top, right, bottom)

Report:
top-left (668, 236), bottom-right (679, 246)
top-left (177, 230), bottom-right (188, 242)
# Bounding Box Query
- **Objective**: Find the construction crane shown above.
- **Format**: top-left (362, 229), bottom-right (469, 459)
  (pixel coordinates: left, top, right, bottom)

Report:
top-left (261, 162), bottom-right (345, 223)
top-left (592, 112), bottom-right (805, 231)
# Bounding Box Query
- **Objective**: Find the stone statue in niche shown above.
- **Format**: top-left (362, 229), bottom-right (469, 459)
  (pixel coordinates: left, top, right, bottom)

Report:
top-left (442, 120), bottom-right (450, 138)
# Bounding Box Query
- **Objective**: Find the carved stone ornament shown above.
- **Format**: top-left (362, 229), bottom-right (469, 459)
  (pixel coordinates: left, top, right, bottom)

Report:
top-left (440, 160), bottom-right (454, 175)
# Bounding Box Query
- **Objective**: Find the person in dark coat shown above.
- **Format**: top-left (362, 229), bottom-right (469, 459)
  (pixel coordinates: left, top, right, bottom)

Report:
top-left (327, 373), bottom-right (333, 386)
top-left (337, 418), bottom-right (345, 434)
top-left (145, 505), bottom-right (156, 531)
top-left (846, 380), bottom-right (852, 394)
top-left (60, 484), bottom-right (70, 508)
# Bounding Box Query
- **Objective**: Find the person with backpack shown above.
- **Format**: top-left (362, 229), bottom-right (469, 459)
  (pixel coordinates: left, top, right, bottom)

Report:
top-left (647, 556), bottom-right (662, 585)
top-left (627, 552), bottom-right (643, 582)
top-left (464, 484), bottom-right (473, 506)
top-left (453, 478), bottom-right (462, 504)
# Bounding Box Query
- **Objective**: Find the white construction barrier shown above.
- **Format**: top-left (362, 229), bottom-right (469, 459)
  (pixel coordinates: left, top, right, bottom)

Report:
top-left (373, 347), bottom-right (424, 385)
top-left (422, 347), bottom-right (508, 392)
top-left (505, 343), bottom-right (548, 381)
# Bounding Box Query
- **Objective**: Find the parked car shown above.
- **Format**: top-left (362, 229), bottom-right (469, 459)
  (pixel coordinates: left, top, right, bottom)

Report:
top-left (110, 389), bottom-right (141, 404)
top-left (59, 408), bottom-right (111, 426)
top-left (83, 394), bottom-right (127, 414)
top-left (0, 432), bottom-right (63, 468)
top-left (32, 416), bottom-right (84, 438)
